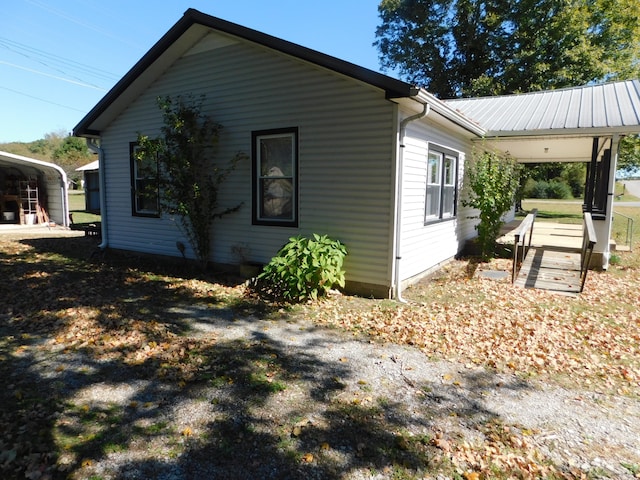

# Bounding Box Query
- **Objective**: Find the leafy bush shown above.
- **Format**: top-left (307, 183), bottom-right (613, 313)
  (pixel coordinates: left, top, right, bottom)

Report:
top-left (254, 234), bottom-right (347, 303)
top-left (462, 150), bottom-right (521, 259)
top-left (524, 179), bottom-right (573, 199)
top-left (521, 177), bottom-right (537, 199)
top-left (547, 180), bottom-right (573, 199)
top-left (530, 180), bottom-right (550, 199)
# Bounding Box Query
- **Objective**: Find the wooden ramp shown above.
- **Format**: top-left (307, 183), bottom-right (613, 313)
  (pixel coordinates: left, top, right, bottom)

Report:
top-left (514, 247), bottom-right (583, 296)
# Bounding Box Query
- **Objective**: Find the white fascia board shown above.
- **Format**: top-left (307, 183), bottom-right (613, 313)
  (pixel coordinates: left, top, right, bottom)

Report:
top-left (414, 90), bottom-right (486, 137)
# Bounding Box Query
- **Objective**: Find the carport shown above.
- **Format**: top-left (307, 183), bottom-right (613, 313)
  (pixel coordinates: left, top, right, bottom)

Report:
top-left (0, 150), bottom-right (70, 227)
top-left (448, 79), bottom-right (640, 270)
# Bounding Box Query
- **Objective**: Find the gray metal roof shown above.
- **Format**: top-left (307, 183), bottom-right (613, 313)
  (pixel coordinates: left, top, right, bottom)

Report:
top-left (446, 80), bottom-right (640, 136)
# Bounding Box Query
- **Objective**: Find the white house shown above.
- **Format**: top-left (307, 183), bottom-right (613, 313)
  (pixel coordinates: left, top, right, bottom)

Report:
top-left (73, 9), bottom-right (640, 297)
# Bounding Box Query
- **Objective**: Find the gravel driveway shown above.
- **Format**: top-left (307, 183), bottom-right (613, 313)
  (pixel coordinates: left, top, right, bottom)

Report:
top-left (3, 228), bottom-right (640, 479)
top-left (18, 303), bottom-right (640, 479)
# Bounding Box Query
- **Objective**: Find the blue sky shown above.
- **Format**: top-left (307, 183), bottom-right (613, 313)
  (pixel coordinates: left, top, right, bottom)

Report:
top-left (0, 1), bottom-right (385, 143)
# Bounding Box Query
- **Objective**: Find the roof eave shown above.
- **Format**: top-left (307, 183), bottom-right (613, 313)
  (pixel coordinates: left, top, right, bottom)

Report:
top-left (73, 12), bottom-right (196, 137)
top-left (73, 9), bottom-right (417, 137)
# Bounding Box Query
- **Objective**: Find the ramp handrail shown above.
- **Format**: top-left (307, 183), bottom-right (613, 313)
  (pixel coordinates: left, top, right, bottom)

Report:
top-left (613, 210), bottom-right (634, 251)
top-left (512, 209), bottom-right (538, 283)
top-left (580, 212), bottom-right (597, 292)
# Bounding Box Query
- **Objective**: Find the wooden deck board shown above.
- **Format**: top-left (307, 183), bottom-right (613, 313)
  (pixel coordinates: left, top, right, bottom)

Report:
top-left (515, 247), bottom-right (582, 295)
top-left (499, 221), bottom-right (583, 250)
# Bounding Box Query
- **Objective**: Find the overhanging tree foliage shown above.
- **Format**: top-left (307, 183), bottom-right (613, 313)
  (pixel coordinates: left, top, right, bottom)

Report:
top-left (376, 0), bottom-right (640, 177)
top-left (136, 95), bottom-right (246, 268)
top-left (619, 134), bottom-right (640, 175)
top-left (375, 0), bottom-right (640, 98)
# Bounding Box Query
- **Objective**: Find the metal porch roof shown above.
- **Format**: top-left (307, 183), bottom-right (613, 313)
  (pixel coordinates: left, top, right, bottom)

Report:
top-left (445, 80), bottom-right (640, 163)
top-left (446, 80), bottom-right (640, 136)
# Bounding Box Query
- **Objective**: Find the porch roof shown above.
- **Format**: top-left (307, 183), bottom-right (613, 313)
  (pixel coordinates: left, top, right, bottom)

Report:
top-left (446, 80), bottom-right (640, 163)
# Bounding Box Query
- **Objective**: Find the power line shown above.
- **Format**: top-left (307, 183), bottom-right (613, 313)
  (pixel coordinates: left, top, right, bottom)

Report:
top-left (0, 60), bottom-right (107, 91)
top-left (0, 36), bottom-right (119, 85)
top-left (25, 0), bottom-right (144, 50)
top-left (0, 85), bottom-right (88, 113)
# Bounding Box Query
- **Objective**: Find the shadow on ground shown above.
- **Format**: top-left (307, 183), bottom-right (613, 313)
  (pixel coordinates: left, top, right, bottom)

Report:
top-left (1, 235), bottom-right (533, 479)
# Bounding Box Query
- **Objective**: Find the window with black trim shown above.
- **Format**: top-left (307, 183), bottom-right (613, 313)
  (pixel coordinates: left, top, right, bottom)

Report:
top-left (252, 128), bottom-right (298, 226)
top-left (130, 142), bottom-right (159, 216)
top-left (425, 146), bottom-right (458, 222)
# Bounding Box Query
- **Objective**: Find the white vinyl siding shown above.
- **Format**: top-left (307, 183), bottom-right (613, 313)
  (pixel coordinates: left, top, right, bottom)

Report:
top-left (398, 115), bottom-right (478, 283)
top-left (99, 32), bottom-right (396, 294)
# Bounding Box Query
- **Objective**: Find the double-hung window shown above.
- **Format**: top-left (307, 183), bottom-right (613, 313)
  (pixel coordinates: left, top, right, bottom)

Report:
top-left (130, 142), bottom-right (159, 217)
top-left (425, 146), bottom-right (458, 222)
top-left (252, 128), bottom-right (298, 227)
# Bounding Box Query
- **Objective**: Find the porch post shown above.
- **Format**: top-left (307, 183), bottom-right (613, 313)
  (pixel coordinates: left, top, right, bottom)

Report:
top-left (583, 137), bottom-right (599, 211)
top-left (602, 133), bottom-right (620, 270)
top-left (597, 134), bottom-right (620, 269)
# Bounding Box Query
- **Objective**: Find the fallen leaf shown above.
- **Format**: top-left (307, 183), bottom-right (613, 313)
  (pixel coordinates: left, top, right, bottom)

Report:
top-left (433, 437), bottom-right (451, 452)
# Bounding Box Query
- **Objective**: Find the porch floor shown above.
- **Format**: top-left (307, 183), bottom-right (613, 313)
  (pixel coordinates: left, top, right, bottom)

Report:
top-left (498, 220), bottom-right (583, 250)
top-left (498, 220), bottom-right (584, 296)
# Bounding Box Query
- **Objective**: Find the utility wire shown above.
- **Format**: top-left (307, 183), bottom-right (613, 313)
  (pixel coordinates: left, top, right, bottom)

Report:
top-left (0, 60), bottom-right (107, 91)
top-left (0, 36), bottom-right (119, 83)
top-left (0, 85), bottom-right (87, 112)
top-left (25, 0), bottom-right (143, 50)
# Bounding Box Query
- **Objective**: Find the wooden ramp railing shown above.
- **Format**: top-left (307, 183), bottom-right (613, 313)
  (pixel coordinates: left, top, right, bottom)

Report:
top-left (580, 212), bottom-right (597, 292)
top-left (511, 209), bottom-right (538, 283)
top-left (510, 211), bottom-right (595, 295)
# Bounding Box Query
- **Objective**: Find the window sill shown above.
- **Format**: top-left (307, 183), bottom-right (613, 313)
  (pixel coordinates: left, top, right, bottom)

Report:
top-left (423, 216), bottom-right (456, 226)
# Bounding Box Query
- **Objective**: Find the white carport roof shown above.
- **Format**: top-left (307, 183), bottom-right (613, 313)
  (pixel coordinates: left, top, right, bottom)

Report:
top-left (0, 150), bottom-right (69, 227)
top-left (446, 80), bottom-right (640, 162)
top-left (75, 159), bottom-right (99, 172)
top-left (0, 150), bottom-right (68, 184)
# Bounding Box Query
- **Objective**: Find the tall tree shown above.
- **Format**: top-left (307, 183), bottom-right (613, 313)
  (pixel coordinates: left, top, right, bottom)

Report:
top-left (375, 0), bottom-right (640, 98)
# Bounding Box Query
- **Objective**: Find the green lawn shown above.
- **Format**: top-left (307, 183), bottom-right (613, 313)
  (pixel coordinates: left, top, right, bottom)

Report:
top-left (68, 191), bottom-right (100, 225)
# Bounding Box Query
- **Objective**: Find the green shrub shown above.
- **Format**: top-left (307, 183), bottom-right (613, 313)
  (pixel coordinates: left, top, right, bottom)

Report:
top-left (547, 180), bottom-right (573, 199)
top-left (531, 180), bottom-right (550, 199)
top-left (462, 150), bottom-right (521, 259)
top-left (522, 177), bottom-right (538, 198)
top-left (524, 179), bottom-right (573, 199)
top-left (254, 234), bottom-right (347, 303)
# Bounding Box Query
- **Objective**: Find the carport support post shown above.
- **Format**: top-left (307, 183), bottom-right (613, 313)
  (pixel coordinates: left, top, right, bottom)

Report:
top-left (593, 134), bottom-right (620, 270)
